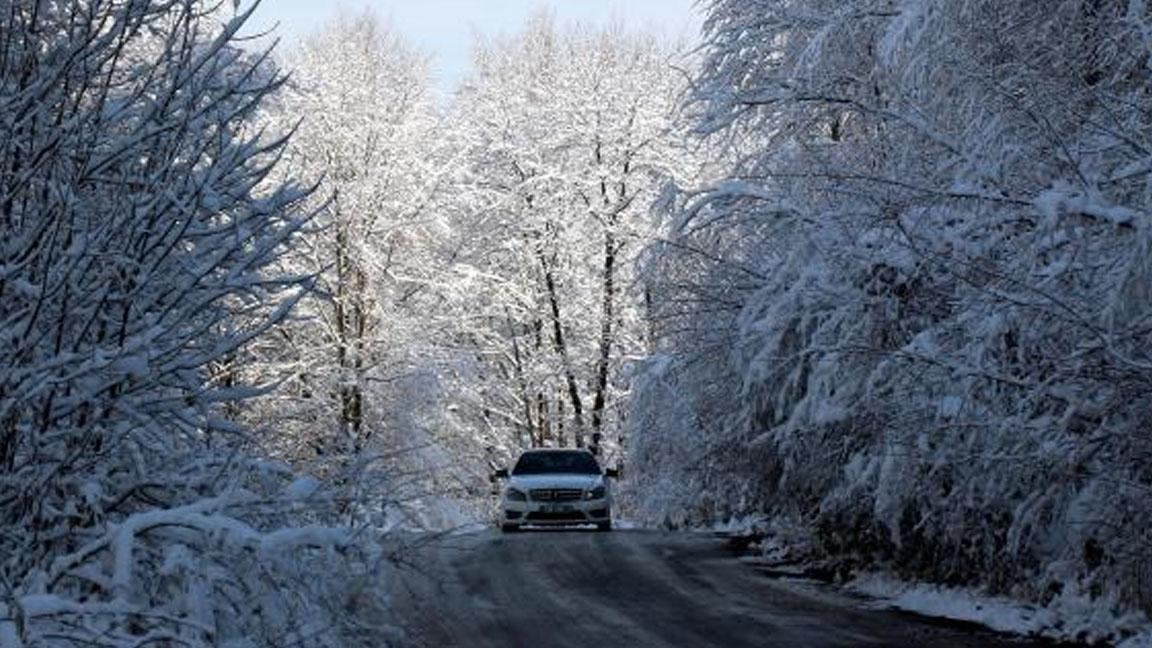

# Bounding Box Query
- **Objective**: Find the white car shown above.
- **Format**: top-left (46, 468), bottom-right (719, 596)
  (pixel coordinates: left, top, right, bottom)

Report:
top-left (494, 448), bottom-right (617, 532)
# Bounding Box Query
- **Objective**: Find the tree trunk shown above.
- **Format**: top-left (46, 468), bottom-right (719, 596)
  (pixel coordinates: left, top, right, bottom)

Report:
top-left (539, 252), bottom-right (586, 446)
top-left (333, 199), bottom-right (364, 450)
top-left (506, 309), bottom-right (535, 448)
top-left (591, 228), bottom-right (616, 432)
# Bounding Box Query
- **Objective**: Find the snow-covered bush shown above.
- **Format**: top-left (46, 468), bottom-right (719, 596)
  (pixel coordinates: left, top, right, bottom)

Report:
top-left (0, 1), bottom-right (388, 645)
top-left (630, 0), bottom-right (1152, 622)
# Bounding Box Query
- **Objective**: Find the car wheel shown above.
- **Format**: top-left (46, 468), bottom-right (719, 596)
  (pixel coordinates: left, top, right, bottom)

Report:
top-left (596, 520), bottom-right (612, 532)
top-left (500, 523), bottom-right (520, 533)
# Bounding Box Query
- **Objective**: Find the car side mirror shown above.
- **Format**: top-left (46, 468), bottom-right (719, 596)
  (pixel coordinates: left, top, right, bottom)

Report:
top-left (605, 467), bottom-right (620, 479)
top-left (492, 468), bottom-right (509, 481)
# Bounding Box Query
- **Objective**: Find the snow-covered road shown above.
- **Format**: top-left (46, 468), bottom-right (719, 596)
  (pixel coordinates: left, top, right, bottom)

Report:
top-left (390, 529), bottom-right (1057, 647)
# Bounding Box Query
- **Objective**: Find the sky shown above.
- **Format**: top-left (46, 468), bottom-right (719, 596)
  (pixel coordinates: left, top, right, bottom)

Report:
top-left (243, 0), bottom-right (704, 93)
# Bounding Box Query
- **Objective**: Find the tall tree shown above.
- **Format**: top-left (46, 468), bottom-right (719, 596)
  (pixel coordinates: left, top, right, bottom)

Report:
top-left (251, 11), bottom-right (444, 467)
top-left (440, 13), bottom-right (695, 456)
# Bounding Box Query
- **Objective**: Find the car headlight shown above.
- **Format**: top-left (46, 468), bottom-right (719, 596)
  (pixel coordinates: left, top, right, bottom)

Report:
top-left (505, 488), bottom-right (527, 502)
top-left (586, 485), bottom-right (606, 500)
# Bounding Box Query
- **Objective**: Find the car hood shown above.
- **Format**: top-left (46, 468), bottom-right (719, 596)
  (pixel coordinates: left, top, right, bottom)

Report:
top-left (508, 474), bottom-right (604, 490)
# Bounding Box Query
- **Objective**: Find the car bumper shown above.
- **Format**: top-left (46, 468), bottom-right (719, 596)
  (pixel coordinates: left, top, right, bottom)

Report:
top-left (502, 498), bottom-right (610, 526)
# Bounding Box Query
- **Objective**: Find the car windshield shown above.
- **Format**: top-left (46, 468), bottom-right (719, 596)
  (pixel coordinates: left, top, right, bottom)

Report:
top-left (513, 450), bottom-right (601, 475)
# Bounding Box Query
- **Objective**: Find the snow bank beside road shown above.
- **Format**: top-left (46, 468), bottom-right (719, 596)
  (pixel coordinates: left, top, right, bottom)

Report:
top-left (709, 517), bottom-right (1152, 646)
top-left (848, 572), bottom-right (1152, 646)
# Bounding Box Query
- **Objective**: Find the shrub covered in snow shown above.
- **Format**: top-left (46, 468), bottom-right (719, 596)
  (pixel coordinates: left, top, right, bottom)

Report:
top-left (0, 1), bottom-right (391, 645)
top-left (628, 0), bottom-right (1152, 629)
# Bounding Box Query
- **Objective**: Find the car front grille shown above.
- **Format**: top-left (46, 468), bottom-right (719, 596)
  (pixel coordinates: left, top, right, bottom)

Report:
top-left (525, 511), bottom-right (586, 521)
top-left (529, 488), bottom-right (583, 501)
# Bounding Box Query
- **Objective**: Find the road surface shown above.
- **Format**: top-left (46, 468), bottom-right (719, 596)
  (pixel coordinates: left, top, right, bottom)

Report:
top-left (389, 529), bottom-right (1062, 647)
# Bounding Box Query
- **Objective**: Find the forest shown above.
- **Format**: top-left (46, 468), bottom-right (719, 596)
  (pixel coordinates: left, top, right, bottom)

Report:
top-left (2, 0), bottom-right (1150, 645)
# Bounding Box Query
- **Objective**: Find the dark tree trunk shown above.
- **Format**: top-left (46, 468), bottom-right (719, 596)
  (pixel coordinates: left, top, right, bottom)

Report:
top-left (506, 309), bottom-right (535, 448)
top-left (591, 228), bottom-right (616, 432)
top-left (333, 199), bottom-right (364, 451)
top-left (539, 251), bottom-right (586, 446)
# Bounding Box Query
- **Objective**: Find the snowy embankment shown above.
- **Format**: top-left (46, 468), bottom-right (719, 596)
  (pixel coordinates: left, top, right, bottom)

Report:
top-left (0, 471), bottom-right (406, 647)
top-left (712, 516), bottom-right (1152, 646)
top-left (849, 574), bottom-right (1152, 647)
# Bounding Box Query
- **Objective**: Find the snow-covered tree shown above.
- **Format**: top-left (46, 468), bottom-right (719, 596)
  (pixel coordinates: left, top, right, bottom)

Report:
top-left (239, 12), bottom-right (486, 529)
top-left (0, 2), bottom-right (386, 645)
top-left (249, 12), bottom-right (446, 467)
top-left (630, 0), bottom-right (1152, 626)
top-left (438, 13), bottom-right (696, 462)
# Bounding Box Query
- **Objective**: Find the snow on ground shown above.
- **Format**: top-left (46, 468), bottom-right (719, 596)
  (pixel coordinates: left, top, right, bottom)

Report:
top-left (382, 496), bottom-right (484, 533)
top-left (709, 514), bottom-right (770, 535)
top-left (612, 517), bottom-right (644, 530)
top-left (707, 516), bottom-right (1152, 646)
top-left (848, 572), bottom-right (1152, 646)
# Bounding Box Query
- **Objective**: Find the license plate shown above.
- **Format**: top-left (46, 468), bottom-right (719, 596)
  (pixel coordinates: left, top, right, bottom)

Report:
top-left (542, 504), bottom-right (573, 513)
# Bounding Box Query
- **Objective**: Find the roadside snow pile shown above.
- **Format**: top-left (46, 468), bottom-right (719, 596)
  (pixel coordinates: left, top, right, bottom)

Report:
top-left (850, 573), bottom-right (1152, 646)
top-left (710, 514), bottom-right (771, 536)
top-left (383, 495), bottom-right (488, 533)
top-left (0, 479), bottom-right (402, 648)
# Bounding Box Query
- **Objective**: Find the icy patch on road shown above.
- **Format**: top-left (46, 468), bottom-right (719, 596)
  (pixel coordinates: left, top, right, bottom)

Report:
top-left (850, 572), bottom-right (1152, 646)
